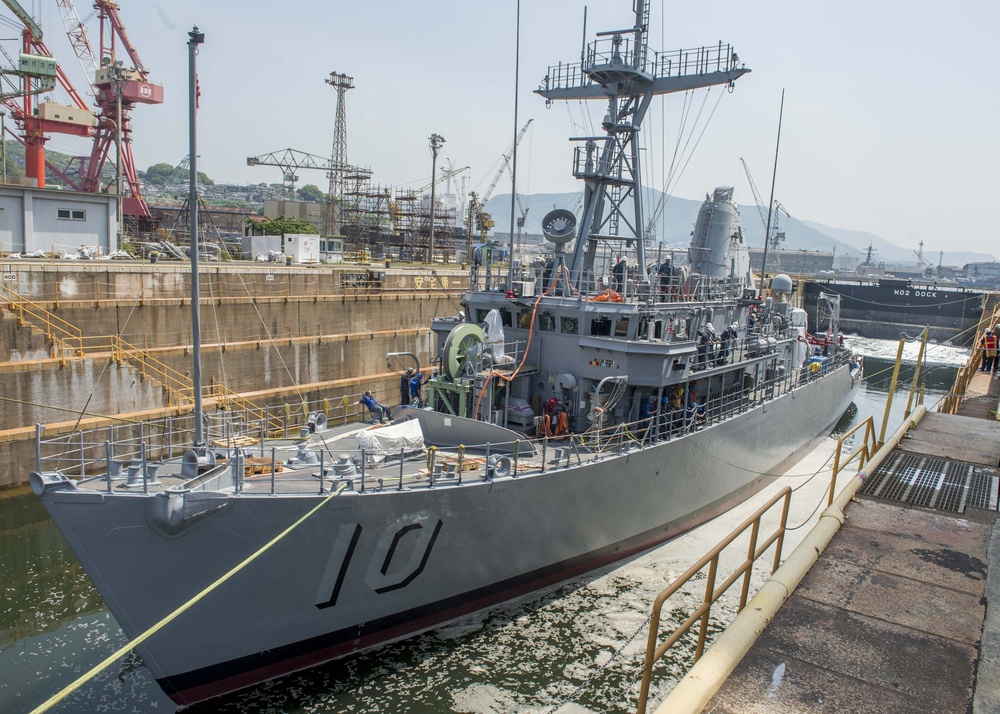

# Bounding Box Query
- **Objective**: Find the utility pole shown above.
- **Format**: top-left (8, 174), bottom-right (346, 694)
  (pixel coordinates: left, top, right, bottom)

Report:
top-left (428, 133), bottom-right (445, 263)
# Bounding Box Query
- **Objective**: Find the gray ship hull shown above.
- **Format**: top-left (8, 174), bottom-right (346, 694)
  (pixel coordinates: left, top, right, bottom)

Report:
top-left (38, 363), bottom-right (856, 706)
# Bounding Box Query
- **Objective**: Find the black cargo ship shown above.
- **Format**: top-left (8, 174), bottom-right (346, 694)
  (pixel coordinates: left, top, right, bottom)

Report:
top-left (802, 278), bottom-right (984, 345)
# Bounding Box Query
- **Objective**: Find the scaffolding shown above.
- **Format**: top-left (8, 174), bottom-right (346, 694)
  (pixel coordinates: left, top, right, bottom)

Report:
top-left (340, 183), bottom-right (458, 262)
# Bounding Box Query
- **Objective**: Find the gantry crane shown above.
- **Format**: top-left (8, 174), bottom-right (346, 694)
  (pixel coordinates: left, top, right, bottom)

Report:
top-left (247, 147), bottom-right (372, 230)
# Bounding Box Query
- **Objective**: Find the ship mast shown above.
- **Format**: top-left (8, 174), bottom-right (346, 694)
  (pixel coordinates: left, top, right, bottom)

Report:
top-left (536, 1), bottom-right (750, 291)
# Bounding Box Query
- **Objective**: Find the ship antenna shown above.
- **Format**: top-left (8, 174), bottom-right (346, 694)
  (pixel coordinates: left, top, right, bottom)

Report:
top-left (759, 88), bottom-right (784, 299)
top-left (535, 1), bottom-right (749, 293)
top-left (506, 0), bottom-right (522, 290)
top-left (188, 26), bottom-right (206, 447)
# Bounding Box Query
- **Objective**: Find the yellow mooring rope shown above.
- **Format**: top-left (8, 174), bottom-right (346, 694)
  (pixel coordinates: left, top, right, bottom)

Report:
top-left (31, 482), bottom-right (348, 713)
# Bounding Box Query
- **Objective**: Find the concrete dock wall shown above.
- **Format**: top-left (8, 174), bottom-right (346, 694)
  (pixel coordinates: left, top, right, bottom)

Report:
top-left (0, 261), bottom-right (468, 487)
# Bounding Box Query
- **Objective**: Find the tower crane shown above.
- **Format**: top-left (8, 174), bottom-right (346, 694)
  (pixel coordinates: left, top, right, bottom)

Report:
top-left (415, 162), bottom-right (469, 194)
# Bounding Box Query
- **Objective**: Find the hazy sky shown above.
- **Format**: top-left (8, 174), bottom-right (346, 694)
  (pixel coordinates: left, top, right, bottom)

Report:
top-left (10, 0), bottom-right (1000, 256)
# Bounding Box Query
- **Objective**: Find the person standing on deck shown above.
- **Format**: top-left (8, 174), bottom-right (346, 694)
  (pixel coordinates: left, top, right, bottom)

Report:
top-left (612, 257), bottom-right (627, 293)
top-left (409, 370), bottom-right (431, 407)
top-left (657, 258), bottom-right (674, 301)
top-left (717, 323), bottom-right (739, 366)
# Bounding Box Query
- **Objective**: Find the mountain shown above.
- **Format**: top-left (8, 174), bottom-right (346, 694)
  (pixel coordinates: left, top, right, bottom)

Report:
top-left (485, 190), bottom-right (865, 258)
top-left (485, 190), bottom-right (996, 267)
top-left (801, 219), bottom-right (997, 267)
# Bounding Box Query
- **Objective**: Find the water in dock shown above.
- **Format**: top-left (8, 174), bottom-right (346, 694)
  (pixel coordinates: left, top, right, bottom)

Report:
top-left (0, 338), bottom-right (968, 713)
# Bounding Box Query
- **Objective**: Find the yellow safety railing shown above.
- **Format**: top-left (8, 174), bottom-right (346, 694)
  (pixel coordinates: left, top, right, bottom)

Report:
top-left (636, 486), bottom-right (793, 714)
top-left (941, 295), bottom-right (1000, 415)
top-left (1, 282), bottom-right (83, 351)
top-left (827, 416), bottom-right (878, 506)
top-left (110, 336), bottom-right (284, 432)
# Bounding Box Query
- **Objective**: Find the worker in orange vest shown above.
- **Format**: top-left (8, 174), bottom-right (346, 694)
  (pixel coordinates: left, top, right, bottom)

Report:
top-left (982, 329), bottom-right (998, 374)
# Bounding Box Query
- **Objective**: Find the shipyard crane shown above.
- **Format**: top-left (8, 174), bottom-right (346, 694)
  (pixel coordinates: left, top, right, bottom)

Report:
top-left (248, 147), bottom-right (371, 201)
top-left (740, 158), bottom-right (789, 270)
top-left (77, 0), bottom-right (163, 217)
top-left (415, 162), bottom-right (469, 194)
top-left (912, 240), bottom-right (933, 271)
top-left (0, 0), bottom-right (95, 188)
top-left (0, 0), bottom-right (162, 215)
top-left (467, 119), bottom-right (533, 254)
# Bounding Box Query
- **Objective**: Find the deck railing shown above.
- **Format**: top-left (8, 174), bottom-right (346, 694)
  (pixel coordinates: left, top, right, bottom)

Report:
top-left (34, 347), bottom-right (854, 495)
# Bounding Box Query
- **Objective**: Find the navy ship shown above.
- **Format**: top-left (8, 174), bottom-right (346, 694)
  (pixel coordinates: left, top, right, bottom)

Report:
top-left (30, 2), bottom-right (860, 706)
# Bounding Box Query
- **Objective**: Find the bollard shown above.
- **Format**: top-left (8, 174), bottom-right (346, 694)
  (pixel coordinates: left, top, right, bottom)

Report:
top-left (105, 441), bottom-right (112, 494)
top-left (428, 446), bottom-right (437, 487)
top-left (270, 447), bottom-right (276, 496)
top-left (398, 447), bottom-right (405, 491)
top-left (35, 424), bottom-right (43, 474)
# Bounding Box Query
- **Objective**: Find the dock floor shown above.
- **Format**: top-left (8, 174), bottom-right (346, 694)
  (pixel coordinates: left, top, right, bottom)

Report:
top-left (705, 374), bottom-right (1000, 713)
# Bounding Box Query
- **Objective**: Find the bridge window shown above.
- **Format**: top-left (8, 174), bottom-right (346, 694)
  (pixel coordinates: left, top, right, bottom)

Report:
top-left (538, 312), bottom-right (556, 332)
top-left (614, 318), bottom-right (630, 337)
top-left (590, 316), bottom-right (612, 336)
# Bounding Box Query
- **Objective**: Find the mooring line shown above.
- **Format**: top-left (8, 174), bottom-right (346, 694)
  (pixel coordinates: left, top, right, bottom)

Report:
top-left (30, 482), bottom-right (348, 714)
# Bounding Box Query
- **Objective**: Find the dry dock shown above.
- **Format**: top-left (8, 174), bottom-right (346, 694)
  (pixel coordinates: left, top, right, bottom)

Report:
top-left (698, 374), bottom-right (1000, 712)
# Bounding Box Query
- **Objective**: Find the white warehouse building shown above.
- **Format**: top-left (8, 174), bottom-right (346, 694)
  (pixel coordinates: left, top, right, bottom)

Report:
top-left (0, 185), bottom-right (118, 255)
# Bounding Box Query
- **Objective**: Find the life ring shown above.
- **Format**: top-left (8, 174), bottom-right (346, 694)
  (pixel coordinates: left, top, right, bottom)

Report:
top-left (589, 290), bottom-right (624, 303)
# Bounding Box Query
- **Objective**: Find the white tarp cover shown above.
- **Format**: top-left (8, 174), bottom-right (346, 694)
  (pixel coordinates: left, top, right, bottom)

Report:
top-left (483, 309), bottom-right (515, 366)
top-left (356, 419), bottom-right (425, 464)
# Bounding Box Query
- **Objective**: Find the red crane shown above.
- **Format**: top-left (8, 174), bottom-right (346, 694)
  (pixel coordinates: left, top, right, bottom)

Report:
top-left (1, 1), bottom-right (162, 217)
top-left (80, 0), bottom-right (163, 217)
top-left (1, 0), bottom-right (95, 187)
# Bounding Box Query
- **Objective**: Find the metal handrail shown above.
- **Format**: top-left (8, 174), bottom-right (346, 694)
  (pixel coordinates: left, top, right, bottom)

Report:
top-left (636, 486), bottom-right (793, 714)
top-left (827, 416), bottom-right (878, 506)
top-left (0, 282), bottom-right (83, 341)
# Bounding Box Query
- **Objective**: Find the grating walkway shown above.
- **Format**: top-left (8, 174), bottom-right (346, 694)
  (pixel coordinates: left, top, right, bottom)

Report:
top-left (862, 450), bottom-right (997, 512)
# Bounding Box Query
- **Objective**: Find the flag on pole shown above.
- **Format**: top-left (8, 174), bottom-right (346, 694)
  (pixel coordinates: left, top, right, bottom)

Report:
top-left (196, 74), bottom-right (201, 110)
